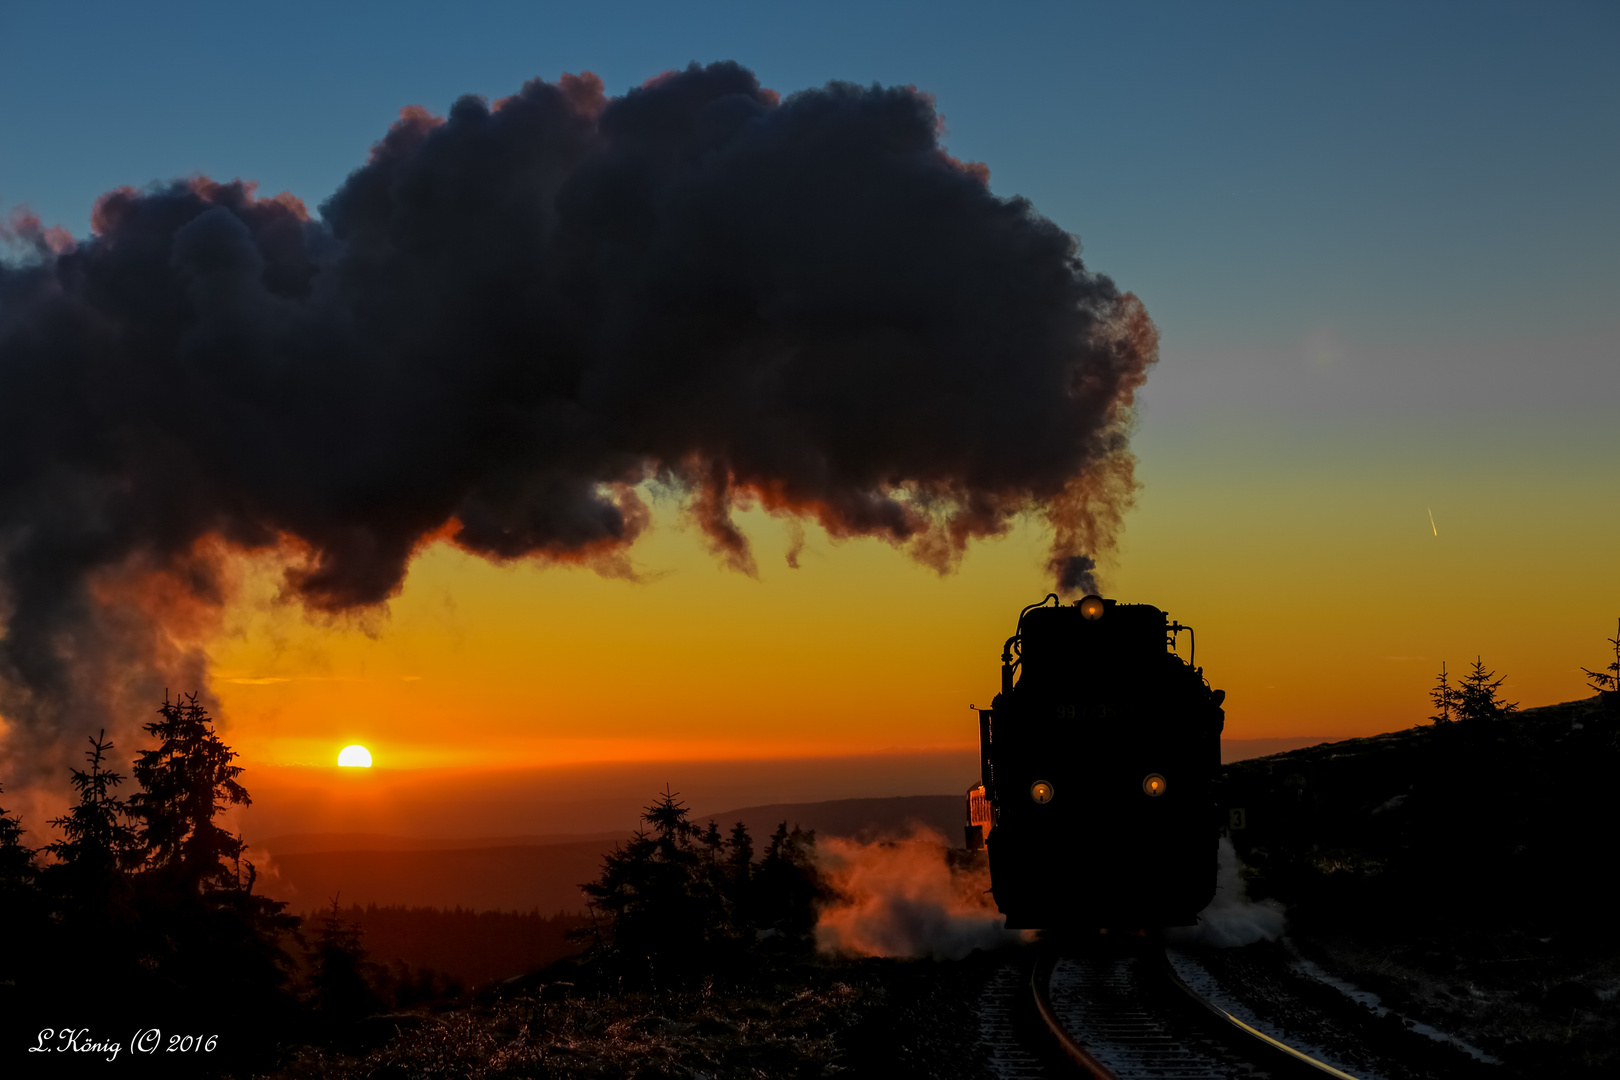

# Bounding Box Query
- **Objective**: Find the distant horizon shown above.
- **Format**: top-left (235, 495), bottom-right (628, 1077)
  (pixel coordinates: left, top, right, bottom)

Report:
top-left (9, 691), bottom-right (1600, 850)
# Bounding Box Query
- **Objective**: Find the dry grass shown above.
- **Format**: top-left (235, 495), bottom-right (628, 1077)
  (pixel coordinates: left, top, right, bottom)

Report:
top-left (246, 954), bottom-right (998, 1080)
top-left (1292, 925), bottom-right (1620, 1077)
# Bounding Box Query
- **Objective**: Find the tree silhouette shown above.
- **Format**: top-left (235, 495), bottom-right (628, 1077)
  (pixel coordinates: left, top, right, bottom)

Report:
top-left (129, 691), bottom-right (250, 893)
top-left (1428, 661), bottom-right (1457, 725)
top-left (121, 692), bottom-right (298, 1034)
top-left (35, 732), bottom-right (145, 1021)
top-left (643, 785), bottom-right (700, 845)
top-left (578, 788), bottom-right (714, 986)
top-left (694, 818), bottom-right (733, 936)
top-left (8, 701), bottom-right (299, 1069)
top-left (45, 730), bottom-right (140, 885)
top-left (1454, 656), bottom-right (1518, 727)
top-left (754, 821), bottom-right (822, 942)
top-left (575, 788), bottom-right (828, 987)
top-left (308, 895), bottom-right (385, 1025)
top-left (724, 820), bottom-right (754, 922)
top-left (700, 819), bottom-right (725, 859)
top-left (1582, 617), bottom-right (1620, 699)
top-left (0, 784), bottom-right (44, 998)
top-left (0, 783), bottom-right (34, 890)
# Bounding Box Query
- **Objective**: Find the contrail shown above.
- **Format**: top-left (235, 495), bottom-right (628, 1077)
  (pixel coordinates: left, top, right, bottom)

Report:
top-left (1427, 507), bottom-right (1438, 537)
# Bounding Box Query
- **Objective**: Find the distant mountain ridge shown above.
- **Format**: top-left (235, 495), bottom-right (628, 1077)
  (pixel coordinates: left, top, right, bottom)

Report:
top-left (262, 841), bottom-right (612, 914)
top-left (256, 830), bottom-right (628, 855)
top-left (252, 794), bottom-right (967, 913)
top-left (691, 794), bottom-right (964, 845)
top-left (255, 794), bottom-right (967, 857)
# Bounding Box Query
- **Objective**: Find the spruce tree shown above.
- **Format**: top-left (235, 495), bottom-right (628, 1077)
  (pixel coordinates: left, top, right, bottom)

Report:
top-left (308, 897), bottom-right (384, 1024)
top-left (1428, 661), bottom-right (1456, 725)
top-left (39, 732), bottom-right (143, 1016)
top-left (125, 692), bottom-right (299, 1046)
top-left (576, 788), bottom-right (773, 986)
top-left (755, 821), bottom-right (821, 942)
top-left (1582, 618), bottom-right (1620, 697)
top-left (576, 789), bottom-right (828, 986)
top-left (1454, 656), bottom-right (1518, 727)
top-left (129, 691), bottom-right (249, 892)
top-left (643, 785), bottom-right (699, 847)
top-left (46, 731), bottom-right (140, 883)
top-left (0, 782), bottom-right (35, 890)
top-left (724, 820), bottom-right (754, 921)
top-left (694, 818), bottom-right (729, 934)
top-left (0, 784), bottom-right (43, 994)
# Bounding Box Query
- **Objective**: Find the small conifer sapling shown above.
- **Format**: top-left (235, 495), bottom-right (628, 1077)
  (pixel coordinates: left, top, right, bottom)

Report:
top-left (1582, 618), bottom-right (1620, 698)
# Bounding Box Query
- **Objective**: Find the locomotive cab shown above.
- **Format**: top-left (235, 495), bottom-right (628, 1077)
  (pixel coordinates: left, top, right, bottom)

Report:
top-left (977, 594), bottom-right (1224, 929)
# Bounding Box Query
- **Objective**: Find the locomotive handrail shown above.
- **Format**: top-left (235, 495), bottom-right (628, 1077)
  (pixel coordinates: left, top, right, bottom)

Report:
top-left (1000, 635), bottom-right (1022, 694)
top-left (1015, 593), bottom-right (1060, 636)
top-left (1168, 620), bottom-right (1194, 667)
top-left (1002, 594), bottom-right (1059, 693)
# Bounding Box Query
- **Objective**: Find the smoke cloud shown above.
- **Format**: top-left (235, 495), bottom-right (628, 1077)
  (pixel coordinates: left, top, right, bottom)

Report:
top-left (0, 62), bottom-right (1156, 777)
top-left (1053, 553), bottom-right (1099, 595)
top-left (815, 826), bottom-right (1028, 959)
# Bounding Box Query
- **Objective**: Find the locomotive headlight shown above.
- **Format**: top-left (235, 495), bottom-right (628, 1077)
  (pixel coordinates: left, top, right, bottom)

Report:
top-left (1142, 773), bottom-right (1167, 797)
top-left (1079, 595), bottom-right (1105, 621)
top-left (1030, 780), bottom-right (1056, 804)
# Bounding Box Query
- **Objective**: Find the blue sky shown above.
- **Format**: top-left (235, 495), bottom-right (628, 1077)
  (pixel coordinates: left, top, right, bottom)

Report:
top-left (5, 1), bottom-right (1614, 365)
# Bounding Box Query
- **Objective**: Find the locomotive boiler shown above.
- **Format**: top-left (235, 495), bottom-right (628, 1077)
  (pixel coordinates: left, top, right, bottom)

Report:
top-left (969, 594), bottom-right (1225, 929)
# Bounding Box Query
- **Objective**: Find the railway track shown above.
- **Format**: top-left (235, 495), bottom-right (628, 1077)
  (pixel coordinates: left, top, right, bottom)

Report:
top-left (981, 936), bottom-right (1378, 1080)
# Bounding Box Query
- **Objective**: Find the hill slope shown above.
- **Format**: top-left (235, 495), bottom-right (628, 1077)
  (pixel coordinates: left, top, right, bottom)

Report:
top-left (1223, 694), bottom-right (1620, 1077)
top-left (257, 794), bottom-right (965, 912)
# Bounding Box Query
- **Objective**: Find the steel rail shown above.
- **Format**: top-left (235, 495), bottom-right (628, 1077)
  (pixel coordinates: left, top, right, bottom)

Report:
top-left (1026, 941), bottom-right (1368, 1080)
top-left (1028, 950), bottom-right (1115, 1079)
top-left (1161, 950), bottom-right (1363, 1080)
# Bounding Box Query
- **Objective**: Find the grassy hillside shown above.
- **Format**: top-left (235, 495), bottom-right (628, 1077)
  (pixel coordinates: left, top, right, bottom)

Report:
top-left (1223, 694), bottom-right (1620, 1076)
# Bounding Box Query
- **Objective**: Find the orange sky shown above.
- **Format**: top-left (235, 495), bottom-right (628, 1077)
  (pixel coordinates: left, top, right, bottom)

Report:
top-left (4, 344), bottom-right (1608, 846)
top-left (206, 400), bottom-right (1617, 787)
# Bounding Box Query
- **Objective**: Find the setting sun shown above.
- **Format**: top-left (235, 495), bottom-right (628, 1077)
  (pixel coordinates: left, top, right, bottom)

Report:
top-left (337, 744), bottom-right (373, 768)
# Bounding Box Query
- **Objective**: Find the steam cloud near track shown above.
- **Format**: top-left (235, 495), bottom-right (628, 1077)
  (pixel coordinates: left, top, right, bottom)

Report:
top-left (1168, 838), bottom-right (1287, 948)
top-left (0, 62), bottom-right (1156, 778)
top-left (815, 827), bottom-right (1028, 959)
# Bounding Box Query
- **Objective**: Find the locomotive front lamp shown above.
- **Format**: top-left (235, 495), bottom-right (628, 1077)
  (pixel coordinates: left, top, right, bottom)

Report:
top-left (1079, 595), bottom-right (1105, 621)
top-left (1030, 780), bottom-right (1055, 804)
top-left (1142, 773), bottom-right (1167, 797)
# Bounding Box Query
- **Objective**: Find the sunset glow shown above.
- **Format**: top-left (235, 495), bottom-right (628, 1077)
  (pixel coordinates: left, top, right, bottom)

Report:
top-left (0, 8), bottom-right (1613, 851)
top-left (0, 10), bottom-right (1615, 1078)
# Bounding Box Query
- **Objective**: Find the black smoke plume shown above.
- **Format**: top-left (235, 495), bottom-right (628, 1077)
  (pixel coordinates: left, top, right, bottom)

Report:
top-left (0, 63), bottom-right (1156, 777)
top-left (1054, 554), bottom-right (1100, 596)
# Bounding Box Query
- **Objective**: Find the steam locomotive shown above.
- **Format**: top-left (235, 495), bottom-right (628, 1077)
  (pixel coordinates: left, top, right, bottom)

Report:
top-left (966, 594), bottom-right (1225, 929)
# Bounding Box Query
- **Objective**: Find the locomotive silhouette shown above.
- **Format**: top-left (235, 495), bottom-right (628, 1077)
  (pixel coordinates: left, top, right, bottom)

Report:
top-left (967, 594), bottom-right (1225, 929)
